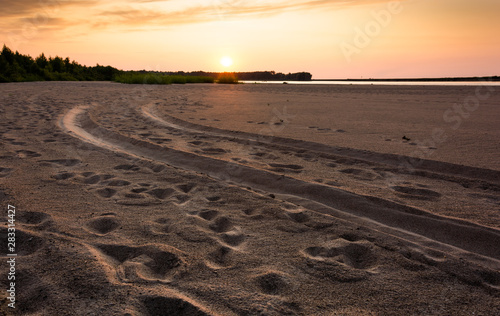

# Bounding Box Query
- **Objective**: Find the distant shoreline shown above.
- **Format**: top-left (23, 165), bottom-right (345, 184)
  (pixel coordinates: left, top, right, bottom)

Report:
top-left (313, 76), bottom-right (500, 82)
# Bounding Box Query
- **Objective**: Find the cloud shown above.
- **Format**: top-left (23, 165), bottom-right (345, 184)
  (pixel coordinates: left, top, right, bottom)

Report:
top-left (93, 0), bottom-right (400, 29)
top-left (0, 0), bottom-right (99, 17)
top-left (1, 0), bottom-right (407, 34)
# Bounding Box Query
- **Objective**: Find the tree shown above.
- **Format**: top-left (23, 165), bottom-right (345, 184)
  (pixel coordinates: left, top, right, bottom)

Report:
top-left (35, 53), bottom-right (49, 69)
top-left (50, 56), bottom-right (64, 72)
top-left (1, 45), bottom-right (15, 64)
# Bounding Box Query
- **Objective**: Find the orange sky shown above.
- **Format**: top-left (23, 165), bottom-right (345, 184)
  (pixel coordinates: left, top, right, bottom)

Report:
top-left (1, 0), bottom-right (499, 79)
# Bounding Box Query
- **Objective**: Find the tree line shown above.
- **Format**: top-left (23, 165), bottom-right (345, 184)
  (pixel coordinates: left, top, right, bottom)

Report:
top-left (0, 45), bottom-right (120, 83)
top-left (0, 44), bottom-right (312, 83)
top-left (163, 71), bottom-right (312, 81)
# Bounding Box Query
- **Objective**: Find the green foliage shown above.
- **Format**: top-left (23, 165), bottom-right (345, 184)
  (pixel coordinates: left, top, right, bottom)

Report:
top-left (114, 72), bottom-right (214, 85)
top-left (0, 44), bottom-right (311, 85)
top-left (216, 72), bottom-right (239, 84)
top-left (0, 44), bottom-right (120, 83)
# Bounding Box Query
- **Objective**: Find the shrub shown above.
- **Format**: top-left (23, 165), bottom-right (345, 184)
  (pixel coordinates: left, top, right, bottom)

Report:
top-left (113, 72), bottom-right (214, 85)
top-left (216, 72), bottom-right (239, 84)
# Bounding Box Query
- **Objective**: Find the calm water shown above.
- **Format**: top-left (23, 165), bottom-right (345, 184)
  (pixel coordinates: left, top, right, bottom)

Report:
top-left (242, 80), bottom-right (500, 86)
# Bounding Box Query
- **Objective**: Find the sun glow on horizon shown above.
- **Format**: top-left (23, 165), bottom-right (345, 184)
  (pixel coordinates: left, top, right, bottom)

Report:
top-left (220, 56), bottom-right (233, 68)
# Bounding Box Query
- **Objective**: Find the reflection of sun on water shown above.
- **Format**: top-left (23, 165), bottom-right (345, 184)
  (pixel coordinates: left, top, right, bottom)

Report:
top-left (220, 56), bottom-right (233, 67)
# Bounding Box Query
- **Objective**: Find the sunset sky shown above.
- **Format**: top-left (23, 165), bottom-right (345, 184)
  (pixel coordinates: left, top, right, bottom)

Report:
top-left (1, 0), bottom-right (499, 79)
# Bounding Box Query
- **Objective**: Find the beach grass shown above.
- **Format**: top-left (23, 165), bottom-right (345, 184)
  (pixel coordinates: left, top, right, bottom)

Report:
top-left (114, 72), bottom-right (215, 84)
top-left (216, 72), bottom-right (240, 84)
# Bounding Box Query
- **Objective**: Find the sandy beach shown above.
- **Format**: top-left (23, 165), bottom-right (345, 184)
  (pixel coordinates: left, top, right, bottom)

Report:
top-left (1, 81), bottom-right (499, 315)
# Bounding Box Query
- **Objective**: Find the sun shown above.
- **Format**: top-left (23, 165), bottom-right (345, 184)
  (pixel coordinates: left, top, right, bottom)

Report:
top-left (220, 56), bottom-right (233, 67)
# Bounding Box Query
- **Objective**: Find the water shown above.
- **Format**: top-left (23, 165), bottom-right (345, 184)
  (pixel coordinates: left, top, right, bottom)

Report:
top-left (242, 80), bottom-right (500, 86)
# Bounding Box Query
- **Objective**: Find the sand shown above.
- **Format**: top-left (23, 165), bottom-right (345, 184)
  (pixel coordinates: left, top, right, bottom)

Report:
top-left (0, 81), bottom-right (499, 315)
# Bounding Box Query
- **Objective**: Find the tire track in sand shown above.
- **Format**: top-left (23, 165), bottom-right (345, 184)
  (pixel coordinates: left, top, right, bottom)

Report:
top-left (59, 105), bottom-right (500, 265)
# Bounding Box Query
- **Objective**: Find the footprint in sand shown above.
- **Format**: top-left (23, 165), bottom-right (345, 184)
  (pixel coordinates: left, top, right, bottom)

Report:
top-left (250, 152), bottom-right (267, 158)
top-left (93, 243), bottom-right (185, 283)
top-left (206, 195), bottom-right (222, 202)
top-left (105, 179), bottom-right (131, 186)
top-left (10, 271), bottom-right (53, 314)
top-left (113, 164), bottom-right (141, 172)
top-left (16, 149), bottom-right (42, 158)
top-left (140, 295), bottom-right (210, 316)
top-left (267, 163), bottom-right (304, 174)
top-left (177, 183), bottom-right (196, 194)
top-left (173, 194), bottom-right (190, 204)
top-left (301, 238), bottom-right (378, 283)
top-left (148, 164), bottom-right (165, 173)
top-left (131, 188), bottom-right (148, 193)
top-left (95, 188), bottom-right (117, 198)
top-left (395, 246), bottom-right (500, 288)
top-left (86, 215), bottom-right (120, 235)
top-left (325, 162), bottom-right (337, 168)
top-left (220, 228), bottom-right (246, 247)
top-left (43, 159), bottom-right (81, 167)
top-left (205, 215), bottom-right (246, 247)
top-left (209, 216), bottom-right (233, 233)
top-left (252, 271), bottom-right (291, 295)
top-left (197, 209), bottom-right (219, 221)
top-left (285, 210), bottom-right (310, 223)
top-left (339, 168), bottom-right (380, 181)
top-left (304, 238), bottom-right (378, 270)
top-left (200, 147), bottom-right (227, 155)
top-left (9, 139), bottom-right (26, 145)
top-left (0, 227), bottom-right (44, 256)
top-left (391, 186), bottom-right (442, 200)
top-left (16, 211), bottom-right (52, 225)
top-left (188, 140), bottom-right (205, 146)
top-left (207, 245), bottom-right (233, 267)
top-left (146, 188), bottom-right (176, 200)
top-left (149, 137), bottom-right (172, 144)
top-left (176, 225), bottom-right (213, 243)
top-left (83, 173), bottom-right (114, 185)
top-left (0, 167), bottom-right (13, 178)
top-left (51, 172), bottom-right (75, 180)
top-left (146, 217), bottom-right (173, 235)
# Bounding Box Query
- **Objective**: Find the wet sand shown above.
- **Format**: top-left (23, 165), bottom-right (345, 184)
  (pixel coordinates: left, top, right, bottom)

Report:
top-left (0, 82), bottom-right (499, 315)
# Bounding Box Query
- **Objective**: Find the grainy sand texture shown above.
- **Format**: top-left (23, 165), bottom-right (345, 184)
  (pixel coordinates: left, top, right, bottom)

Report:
top-left (0, 82), bottom-right (499, 315)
